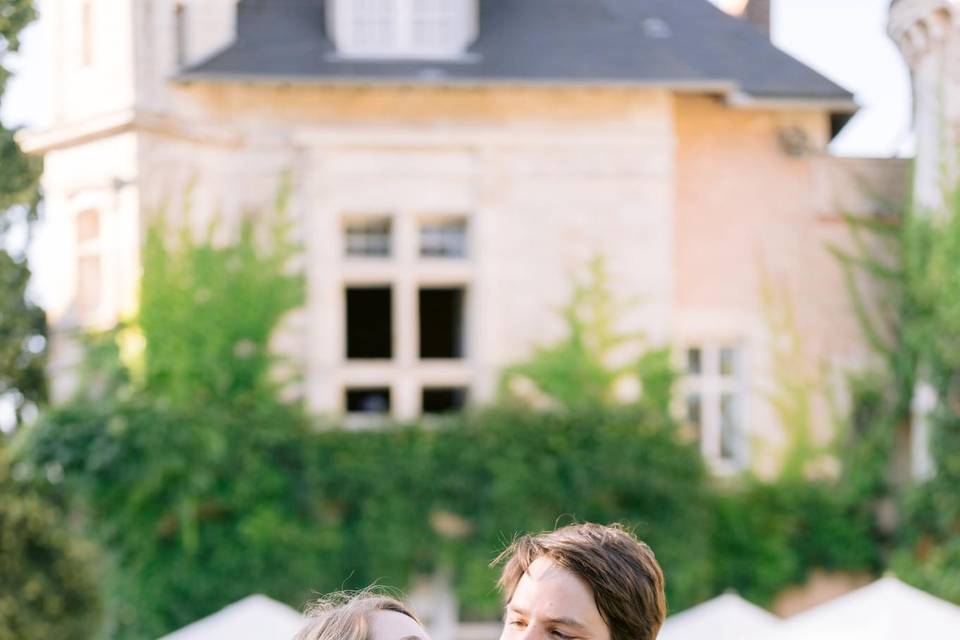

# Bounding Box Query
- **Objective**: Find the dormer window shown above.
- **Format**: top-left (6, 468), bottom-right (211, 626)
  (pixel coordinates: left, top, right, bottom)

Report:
top-left (329, 0), bottom-right (478, 59)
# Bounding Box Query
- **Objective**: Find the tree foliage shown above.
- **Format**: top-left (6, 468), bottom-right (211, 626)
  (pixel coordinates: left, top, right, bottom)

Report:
top-left (0, 0), bottom-right (45, 432)
top-left (0, 3), bottom-right (100, 638)
top-left (0, 437), bottom-right (102, 639)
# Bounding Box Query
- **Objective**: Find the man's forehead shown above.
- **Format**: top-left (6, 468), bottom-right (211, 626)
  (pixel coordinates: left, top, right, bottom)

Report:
top-left (506, 558), bottom-right (610, 640)
top-left (524, 556), bottom-right (566, 580)
top-left (511, 558), bottom-right (597, 607)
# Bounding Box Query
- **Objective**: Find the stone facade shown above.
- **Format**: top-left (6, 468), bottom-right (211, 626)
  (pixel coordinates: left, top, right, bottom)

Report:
top-left (21, 0), bottom-right (908, 476)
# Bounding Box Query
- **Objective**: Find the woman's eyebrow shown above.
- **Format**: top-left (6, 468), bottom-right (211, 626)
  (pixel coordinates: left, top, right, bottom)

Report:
top-left (399, 636), bottom-right (425, 640)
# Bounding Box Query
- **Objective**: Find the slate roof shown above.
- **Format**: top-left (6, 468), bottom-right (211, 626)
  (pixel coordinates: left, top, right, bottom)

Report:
top-left (181, 0), bottom-right (854, 105)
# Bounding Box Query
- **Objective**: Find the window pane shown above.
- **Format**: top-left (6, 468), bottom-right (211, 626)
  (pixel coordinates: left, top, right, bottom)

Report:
top-left (720, 347), bottom-right (738, 377)
top-left (352, 0), bottom-right (397, 49)
top-left (77, 209), bottom-right (100, 244)
top-left (345, 218), bottom-right (391, 257)
top-left (411, 0), bottom-right (457, 49)
top-left (346, 287), bottom-right (393, 359)
top-left (419, 287), bottom-right (465, 359)
top-left (686, 348), bottom-right (702, 375)
top-left (686, 393), bottom-right (702, 440)
top-left (175, 4), bottom-right (189, 66)
top-left (720, 393), bottom-right (740, 461)
top-left (419, 218), bottom-right (467, 258)
top-left (346, 388), bottom-right (391, 414)
top-left (81, 1), bottom-right (94, 66)
top-left (422, 387), bottom-right (467, 414)
top-left (77, 255), bottom-right (101, 313)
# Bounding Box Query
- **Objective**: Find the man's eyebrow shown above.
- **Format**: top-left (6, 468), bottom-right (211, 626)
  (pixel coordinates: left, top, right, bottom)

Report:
top-left (505, 607), bottom-right (588, 630)
top-left (545, 617), bottom-right (588, 630)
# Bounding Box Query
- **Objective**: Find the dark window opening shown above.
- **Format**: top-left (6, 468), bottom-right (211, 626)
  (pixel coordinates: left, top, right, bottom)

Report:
top-left (419, 287), bottom-right (465, 359)
top-left (346, 287), bottom-right (392, 359)
top-left (422, 387), bottom-right (467, 414)
top-left (346, 388), bottom-right (391, 414)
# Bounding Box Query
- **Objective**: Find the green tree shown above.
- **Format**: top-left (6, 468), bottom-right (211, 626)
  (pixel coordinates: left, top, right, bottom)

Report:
top-left (0, 0), bottom-right (45, 431)
top-left (0, 436), bottom-right (102, 639)
top-left (0, 4), bottom-right (101, 638)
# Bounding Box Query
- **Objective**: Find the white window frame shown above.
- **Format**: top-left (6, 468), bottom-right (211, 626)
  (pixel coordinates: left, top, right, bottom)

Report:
top-left (328, 0), bottom-right (478, 59)
top-left (683, 344), bottom-right (749, 471)
top-left (337, 206), bottom-right (475, 421)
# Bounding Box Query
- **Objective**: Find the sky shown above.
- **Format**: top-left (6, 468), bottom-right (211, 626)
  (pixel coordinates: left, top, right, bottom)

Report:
top-left (770, 0), bottom-right (913, 157)
top-left (1, 0), bottom-right (914, 157)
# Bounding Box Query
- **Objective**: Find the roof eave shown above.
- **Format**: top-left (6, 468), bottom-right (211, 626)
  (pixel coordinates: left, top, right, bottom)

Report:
top-left (172, 71), bottom-right (740, 94)
top-left (173, 72), bottom-right (857, 114)
top-left (725, 89), bottom-right (859, 114)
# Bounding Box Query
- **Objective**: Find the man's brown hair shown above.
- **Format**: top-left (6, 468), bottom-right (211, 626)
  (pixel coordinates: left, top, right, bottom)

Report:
top-left (494, 522), bottom-right (666, 640)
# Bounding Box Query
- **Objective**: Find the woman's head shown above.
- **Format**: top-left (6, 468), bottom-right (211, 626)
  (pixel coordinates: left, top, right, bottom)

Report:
top-left (295, 590), bottom-right (429, 640)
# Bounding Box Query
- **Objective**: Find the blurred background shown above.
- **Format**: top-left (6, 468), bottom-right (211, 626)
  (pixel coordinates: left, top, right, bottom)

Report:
top-left (2, 1), bottom-right (958, 639)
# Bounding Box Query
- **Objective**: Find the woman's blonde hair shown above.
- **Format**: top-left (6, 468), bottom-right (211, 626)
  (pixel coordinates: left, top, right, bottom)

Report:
top-left (294, 589), bottom-right (422, 640)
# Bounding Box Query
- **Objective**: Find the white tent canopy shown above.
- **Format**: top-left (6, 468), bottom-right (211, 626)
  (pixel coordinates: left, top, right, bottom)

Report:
top-left (658, 593), bottom-right (782, 640)
top-left (772, 577), bottom-right (960, 640)
top-left (158, 594), bottom-right (304, 640)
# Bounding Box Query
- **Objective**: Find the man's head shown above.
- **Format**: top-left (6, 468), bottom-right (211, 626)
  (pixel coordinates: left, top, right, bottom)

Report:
top-left (495, 523), bottom-right (666, 640)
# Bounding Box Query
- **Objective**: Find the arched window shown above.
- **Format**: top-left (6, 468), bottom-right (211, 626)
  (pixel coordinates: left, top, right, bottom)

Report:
top-left (329, 0), bottom-right (477, 59)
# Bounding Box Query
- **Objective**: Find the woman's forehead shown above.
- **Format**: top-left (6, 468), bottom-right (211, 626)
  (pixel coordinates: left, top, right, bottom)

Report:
top-left (368, 609), bottom-right (429, 640)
